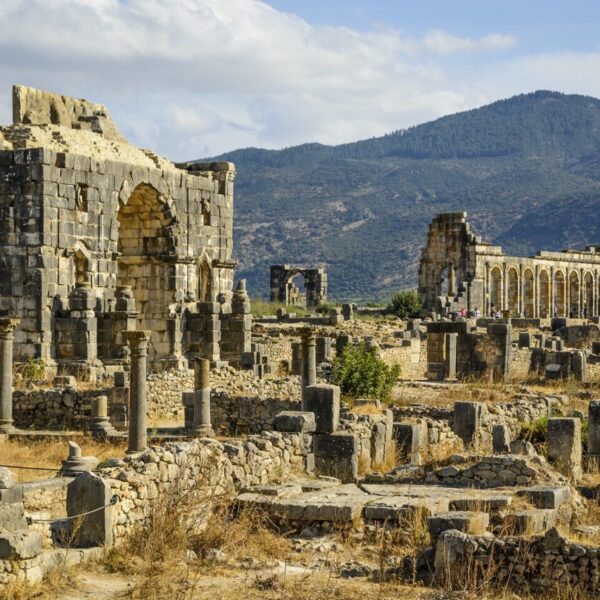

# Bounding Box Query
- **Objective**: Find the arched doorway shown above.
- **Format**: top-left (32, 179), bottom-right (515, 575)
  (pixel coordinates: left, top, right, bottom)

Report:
top-left (285, 271), bottom-right (307, 307)
top-left (507, 267), bottom-right (519, 315)
top-left (554, 271), bottom-right (565, 317)
top-left (523, 268), bottom-right (534, 317)
top-left (117, 184), bottom-right (176, 364)
top-left (539, 270), bottom-right (550, 318)
top-left (584, 272), bottom-right (594, 318)
top-left (569, 271), bottom-right (580, 317)
top-left (489, 266), bottom-right (502, 315)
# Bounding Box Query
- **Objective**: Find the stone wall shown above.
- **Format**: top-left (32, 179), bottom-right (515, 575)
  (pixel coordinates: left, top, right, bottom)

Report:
top-left (98, 431), bottom-right (307, 541)
top-left (435, 527), bottom-right (600, 593)
top-left (379, 338), bottom-right (427, 380)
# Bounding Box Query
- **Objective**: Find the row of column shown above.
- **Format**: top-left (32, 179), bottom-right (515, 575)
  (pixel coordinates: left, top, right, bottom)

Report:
top-left (0, 324), bottom-right (214, 455)
top-left (485, 263), bottom-right (600, 319)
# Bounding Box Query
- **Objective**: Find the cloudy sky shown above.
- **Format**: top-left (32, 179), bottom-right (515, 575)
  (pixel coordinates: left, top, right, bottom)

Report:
top-left (1, 0), bottom-right (599, 160)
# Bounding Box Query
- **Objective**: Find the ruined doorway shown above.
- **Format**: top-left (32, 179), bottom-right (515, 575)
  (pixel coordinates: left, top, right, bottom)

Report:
top-left (554, 271), bottom-right (565, 317)
top-left (523, 268), bottom-right (534, 318)
top-left (116, 184), bottom-right (176, 366)
top-left (489, 266), bottom-right (502, 314)
top-left (507, 267), bottom-right (519, 315)
top-left (569, 271), bottom-right (580, 317)
top-left (539, 270), bottom-right (550, 318)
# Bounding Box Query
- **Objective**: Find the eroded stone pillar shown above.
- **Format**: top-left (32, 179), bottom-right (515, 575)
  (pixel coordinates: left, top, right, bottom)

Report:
top-left (193, 358), bottom-right (214, 437)
top-left (301, 329), bottom-right (317, 407)
top-left (123, 330), bottom-right (150, 454)
top-left (0, 318), bottom-right (19, 433)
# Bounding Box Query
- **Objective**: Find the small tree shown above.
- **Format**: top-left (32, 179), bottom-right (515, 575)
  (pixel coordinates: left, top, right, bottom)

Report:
top-left (388, 289), bottom-right (422, 319)
top-left (332, 343), bottom-right (400, 402)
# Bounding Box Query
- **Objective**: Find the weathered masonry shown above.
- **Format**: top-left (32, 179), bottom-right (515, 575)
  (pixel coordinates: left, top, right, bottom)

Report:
top-left (419, 212), bottom-right (600, 318)
top-left (270, 264), bottom-right (327, 308)
top-left (0, 85), bottom-right (248, 372)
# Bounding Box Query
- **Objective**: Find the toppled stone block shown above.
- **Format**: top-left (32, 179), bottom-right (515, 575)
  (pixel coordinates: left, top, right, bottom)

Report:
top-left (0, 529), bottom-right (42, 559)
top-left (492, 424), bottom-right (511, 454)
top-left (0, 502), bottom-right (27, 531)
top-left (547, 418), bottom-right (581, 480)
top-left (304, 384), bottom-right (340, 434)
top-left (503, 509), bottom-right (557, 534)
top-left (427, 511), bottom-right (489, 541)
top-left (273, 411), bottom-right (316, 433)
top-left (516, 486), bottom-right (570, 509)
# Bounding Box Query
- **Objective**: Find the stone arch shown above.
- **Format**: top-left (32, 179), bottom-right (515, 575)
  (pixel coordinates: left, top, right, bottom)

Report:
top-left (554, 271), bottom-right (566, 317)
top-left (116, 183), bottom-right (177, 365)
top-left (507, 267), bottom-right (519, 315)
top-left (489, 266), bottom-right (502, 314)
top-left (539, 269), bottom-right (550, 318)
top-left (523, 268), bottom-right (534, 318)
top-left (284, 269), bottom-right (307, 307)
top-left (568, 271), bottom-right (580, 317)
top-left (584, 271), bottom-right (594, 318)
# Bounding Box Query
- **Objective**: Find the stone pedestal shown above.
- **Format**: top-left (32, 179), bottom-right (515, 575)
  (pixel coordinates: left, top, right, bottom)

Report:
top-left (193, 358), bottom-right (214, 437)
top-left (123, 330), bottom-right (150, 454)
top-left (0, 318), bottom-right (19, 434)
top-left (301, 329), bottom-right (317, 406)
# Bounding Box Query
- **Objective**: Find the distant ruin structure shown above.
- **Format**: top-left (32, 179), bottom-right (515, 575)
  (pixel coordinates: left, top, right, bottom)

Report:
top-left (270, 264), bottom-right (327, 308)
top-left (419, 212), bottom-right (600, 318)
top-left (0, 85), bottom-right (248, 372)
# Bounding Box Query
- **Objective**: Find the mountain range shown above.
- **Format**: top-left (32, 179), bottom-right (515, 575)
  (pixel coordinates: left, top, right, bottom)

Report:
top-left (202, 91), bottom-right (600, 302)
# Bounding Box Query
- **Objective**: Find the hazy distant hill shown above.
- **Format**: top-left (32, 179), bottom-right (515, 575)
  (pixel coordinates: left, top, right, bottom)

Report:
top-left (202, 91), bottom-right (600, 302)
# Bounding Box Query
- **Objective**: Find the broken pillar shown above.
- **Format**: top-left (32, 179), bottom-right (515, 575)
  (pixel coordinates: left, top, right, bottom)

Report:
top-left (303, 384), bottom-right (340, 433)
top-left (59, 441), bottom-right (99, 475)
top-left (335, 334), bottom-right (350, 356)
top-left (193, 358), bottom-right (214, 437)
top-left (547, 417), bottom-right (581, 480)
top-left (123, 330), bottom-right (150, 454)
top-left (0, 318), bottom-right (19, 434)
top-left (444, 332), bottom-right (457, 380)
top-left (316, 336), bottom-right (332, 363)
top-left (88, 395), bottom-right (117, 439)
top-left (291, 342), bottom-right (302, 375)
top-left (492, 424), bottom-right (511, 454)
top-left (588, 400), bottom-right (600, 460)
top-left (67, 472), bottom-right (114, 547)
top-left (452, 401), bottom-right (486, 447)
top-left (301, 329), bottom-right (317, 405)
top-left (341, 303), bottom-right (353, 321)
top-left (572, 350), bottom-right (588, 382)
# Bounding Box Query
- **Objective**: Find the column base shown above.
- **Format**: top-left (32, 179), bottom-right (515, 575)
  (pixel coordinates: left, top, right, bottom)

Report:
top-left (194, 425), bottom-right (215, 438)
top-left (0, 421), bottom-right (16, 435)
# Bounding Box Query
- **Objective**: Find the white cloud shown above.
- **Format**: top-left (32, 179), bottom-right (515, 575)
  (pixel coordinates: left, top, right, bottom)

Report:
top-left (1, 0), bottom-right (589, 161)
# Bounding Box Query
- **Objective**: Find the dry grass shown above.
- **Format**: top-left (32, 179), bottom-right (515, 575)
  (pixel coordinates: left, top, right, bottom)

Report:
top-left (0, 438), bottom-right (126, 483)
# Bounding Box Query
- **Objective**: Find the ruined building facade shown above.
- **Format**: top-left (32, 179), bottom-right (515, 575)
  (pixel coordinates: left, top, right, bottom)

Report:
top-left (0, 85), bottom-right (250, 373)
top-left (419, 212), bottom-right (600, 318)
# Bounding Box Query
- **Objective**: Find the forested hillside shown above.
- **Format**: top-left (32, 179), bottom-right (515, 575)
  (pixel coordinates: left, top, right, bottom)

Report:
top-left (201, 91), bottom-right (600, 302)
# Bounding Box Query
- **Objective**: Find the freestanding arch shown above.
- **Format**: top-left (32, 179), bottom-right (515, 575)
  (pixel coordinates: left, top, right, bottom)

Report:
top-left (523, 268), bottom-right (534, 318)
top-left (539, 270), bottom-right (550, 318)
top-left (117, 183), bottom-right (176, 364)
top-left (507, 267), bottom-right (519, 315)
top-left (554, 271), bottom-right (566, 317)
top-left (270, 265), bottom-right (327, 308)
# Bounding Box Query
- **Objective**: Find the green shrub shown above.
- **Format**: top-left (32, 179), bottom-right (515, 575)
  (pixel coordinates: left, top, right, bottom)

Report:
top-left (19, 357), bottom-right (46, 382)
top-left (388, 290), bottom-right (423, 319)
top-left (332, 343), bottom-right (400, 402)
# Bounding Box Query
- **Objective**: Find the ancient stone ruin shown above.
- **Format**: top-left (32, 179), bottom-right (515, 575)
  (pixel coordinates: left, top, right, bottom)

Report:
top-left (270, 264), bottom-right (327, 308)
top-left (419, 212), bottom-right (600, 319)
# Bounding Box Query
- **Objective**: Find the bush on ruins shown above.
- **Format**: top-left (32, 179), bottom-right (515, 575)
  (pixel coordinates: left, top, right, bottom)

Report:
top-left (388, 289), bottom-right (423, 319)
top-left (332, 343), bottom-right (400, 402)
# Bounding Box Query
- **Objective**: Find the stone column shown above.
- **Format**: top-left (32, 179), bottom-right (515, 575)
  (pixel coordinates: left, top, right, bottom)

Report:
top-left (123, 330), bottom-right (150, 454)
top-left (193, 358), bottom-right (214, 437)
top-left (0, 318), bottom-right (19, 433)
top-left (301, 329), bottom-right (317, 408)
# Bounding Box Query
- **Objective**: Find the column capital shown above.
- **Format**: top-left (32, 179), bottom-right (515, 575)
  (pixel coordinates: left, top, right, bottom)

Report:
top-left (0, 318), bottom-right (19, 339)
top-left (123, 330), bottom-right (151, 356)
top-left (301, 328), bottom-right (317, 344)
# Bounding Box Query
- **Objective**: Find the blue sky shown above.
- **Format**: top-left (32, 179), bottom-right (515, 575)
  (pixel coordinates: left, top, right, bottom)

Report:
top-left (0, 0), bottom-right (599, 159)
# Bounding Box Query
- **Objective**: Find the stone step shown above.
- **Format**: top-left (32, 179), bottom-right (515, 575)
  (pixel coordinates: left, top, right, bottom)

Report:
top-left (427, 511), bottom-right (490, 541)
top-left (501, 509), bottom-right (557, 535)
